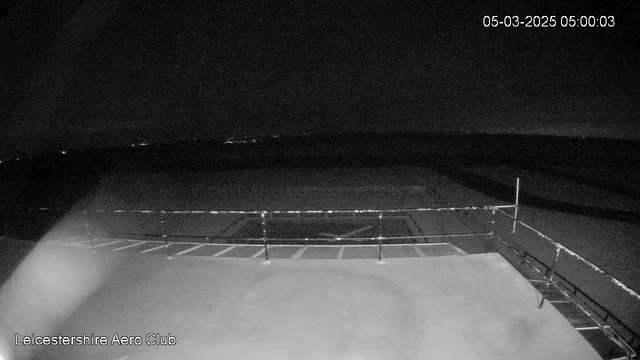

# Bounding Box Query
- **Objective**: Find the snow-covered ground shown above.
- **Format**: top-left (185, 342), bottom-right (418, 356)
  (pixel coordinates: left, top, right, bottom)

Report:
top-left (0, 242), bottom-right (602, 360)
top-left (3, 164), bottom-right (640, 354)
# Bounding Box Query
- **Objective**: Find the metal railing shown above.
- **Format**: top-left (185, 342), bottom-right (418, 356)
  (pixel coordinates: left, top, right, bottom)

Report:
top-left (492, 208), bottom-right (639, 358)
top-left (80, 205), bottom-right (503, 262)
top-left (429, 178), bottom-right (638, 358)
top-left (4, 180), bottom-right (639, 357)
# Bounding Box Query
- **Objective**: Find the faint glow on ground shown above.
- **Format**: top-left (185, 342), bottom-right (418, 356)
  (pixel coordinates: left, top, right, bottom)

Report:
top-left (0, 334), bottom-right (9, 360)
top-left (0, 213), bottom-right (124, 360)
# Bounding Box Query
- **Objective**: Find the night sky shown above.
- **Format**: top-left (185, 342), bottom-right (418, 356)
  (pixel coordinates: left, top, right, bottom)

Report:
top-left (1, 0), bottom-right (639, 157)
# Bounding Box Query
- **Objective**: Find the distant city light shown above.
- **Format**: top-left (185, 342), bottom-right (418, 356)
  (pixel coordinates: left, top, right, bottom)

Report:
top-left (224, 137), bottom-right (262, 145)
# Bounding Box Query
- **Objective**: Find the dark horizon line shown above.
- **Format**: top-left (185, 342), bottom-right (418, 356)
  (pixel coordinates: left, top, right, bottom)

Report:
top-left (2, 130), bottom-right (639, 163)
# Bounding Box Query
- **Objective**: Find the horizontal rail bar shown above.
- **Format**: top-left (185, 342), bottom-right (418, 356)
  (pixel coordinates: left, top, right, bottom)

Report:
top-left (576, 326), bottom-right (605, 331)
top-left (88, 205), bottom-right (507, 215)
top-left (491, 204), bottom-right (519, 209)
top-left (88, 232), bottom-right (492, 243)
top-left (2, 203), bottom-right (517, 216)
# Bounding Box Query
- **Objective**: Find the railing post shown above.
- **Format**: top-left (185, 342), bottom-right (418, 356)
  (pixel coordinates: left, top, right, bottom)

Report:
top-left (160, 210), bottom-right (171, 259)
top-left (377, 212), bottom-right (384, 263)
top-left (83, 209), bottom-right (95, 253)
top-left (261, 211), bottom-right (270, 264)
top-left (512, 177), bottom-right (520, 233)
top-left (538, 245), bottom-right (561, 309)
top-left (491, 208), bottom-right (496, 230)
top-left (486, 207), bottom-right (496, 252)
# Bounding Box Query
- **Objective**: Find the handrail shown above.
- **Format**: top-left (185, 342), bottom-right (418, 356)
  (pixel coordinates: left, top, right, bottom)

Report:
top-left (0, 204), bottom-right (517, 216)
top-left (495, 208), bottom-right (640, 302)
top-left (86, 205), bottom-right (513, 215)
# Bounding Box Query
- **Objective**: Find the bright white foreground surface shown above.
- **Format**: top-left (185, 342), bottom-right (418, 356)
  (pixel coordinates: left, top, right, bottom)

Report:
top-left (2, 244), bottom-right (600, 360)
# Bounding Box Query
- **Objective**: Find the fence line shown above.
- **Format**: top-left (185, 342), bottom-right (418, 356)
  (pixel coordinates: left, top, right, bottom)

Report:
top-left (87, 232), bottom-right (493, 243)
top-left (495, 208), bottom-right (640, 302)
top-left (0, 205), bottom-right (517, 216)
top-left (89, 205), bottom-right (511, 215)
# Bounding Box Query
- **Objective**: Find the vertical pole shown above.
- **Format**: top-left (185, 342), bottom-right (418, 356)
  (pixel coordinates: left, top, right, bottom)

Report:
top-left (538, 245), bottom-right (561, 309)
top-left (160, 210), bottom-right (170, 258)
top-left (513, 177), bottom-right (520, 233)
top-left (83, 209), bottom-right (95, 253)
top-left (261, 211), bottom-right (269, 263)
top-left (377, 212), bottom-right (383, 262)
top-left (491, 208), bottom-right (496, 235)
top-left (547, 246), bottom-right (561, 282)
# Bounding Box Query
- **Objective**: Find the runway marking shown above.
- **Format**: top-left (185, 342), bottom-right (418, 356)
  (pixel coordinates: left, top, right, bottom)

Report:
top-left (141, 244), bottom-right (170, 253)
top-left (291, 246), bottom-right (308, 259)
top-left (412, 244), bottom-right (426, 257)
top-left (45, 236), bottom-right (80, 243)
top-left (67, 239), bottom-right (91, 246)
top-left (64, 241), bottom-right (94, 248)
top-left (251, 248), bottom-right (266, 258)
top-left (112, 241), bottom-right (147, 251)
top-left (213, 246), bottom-right (235, 257)
top-left (175, 244), bottom-right (205, 256)
top-left (319, 225), bottom-right (373, 239)
top-left (92, 240), bottom-right (123, 248)
top-left (452, 245), bottom-right (467, 255)
top-left (337, 246), bottom-right (345, 259)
